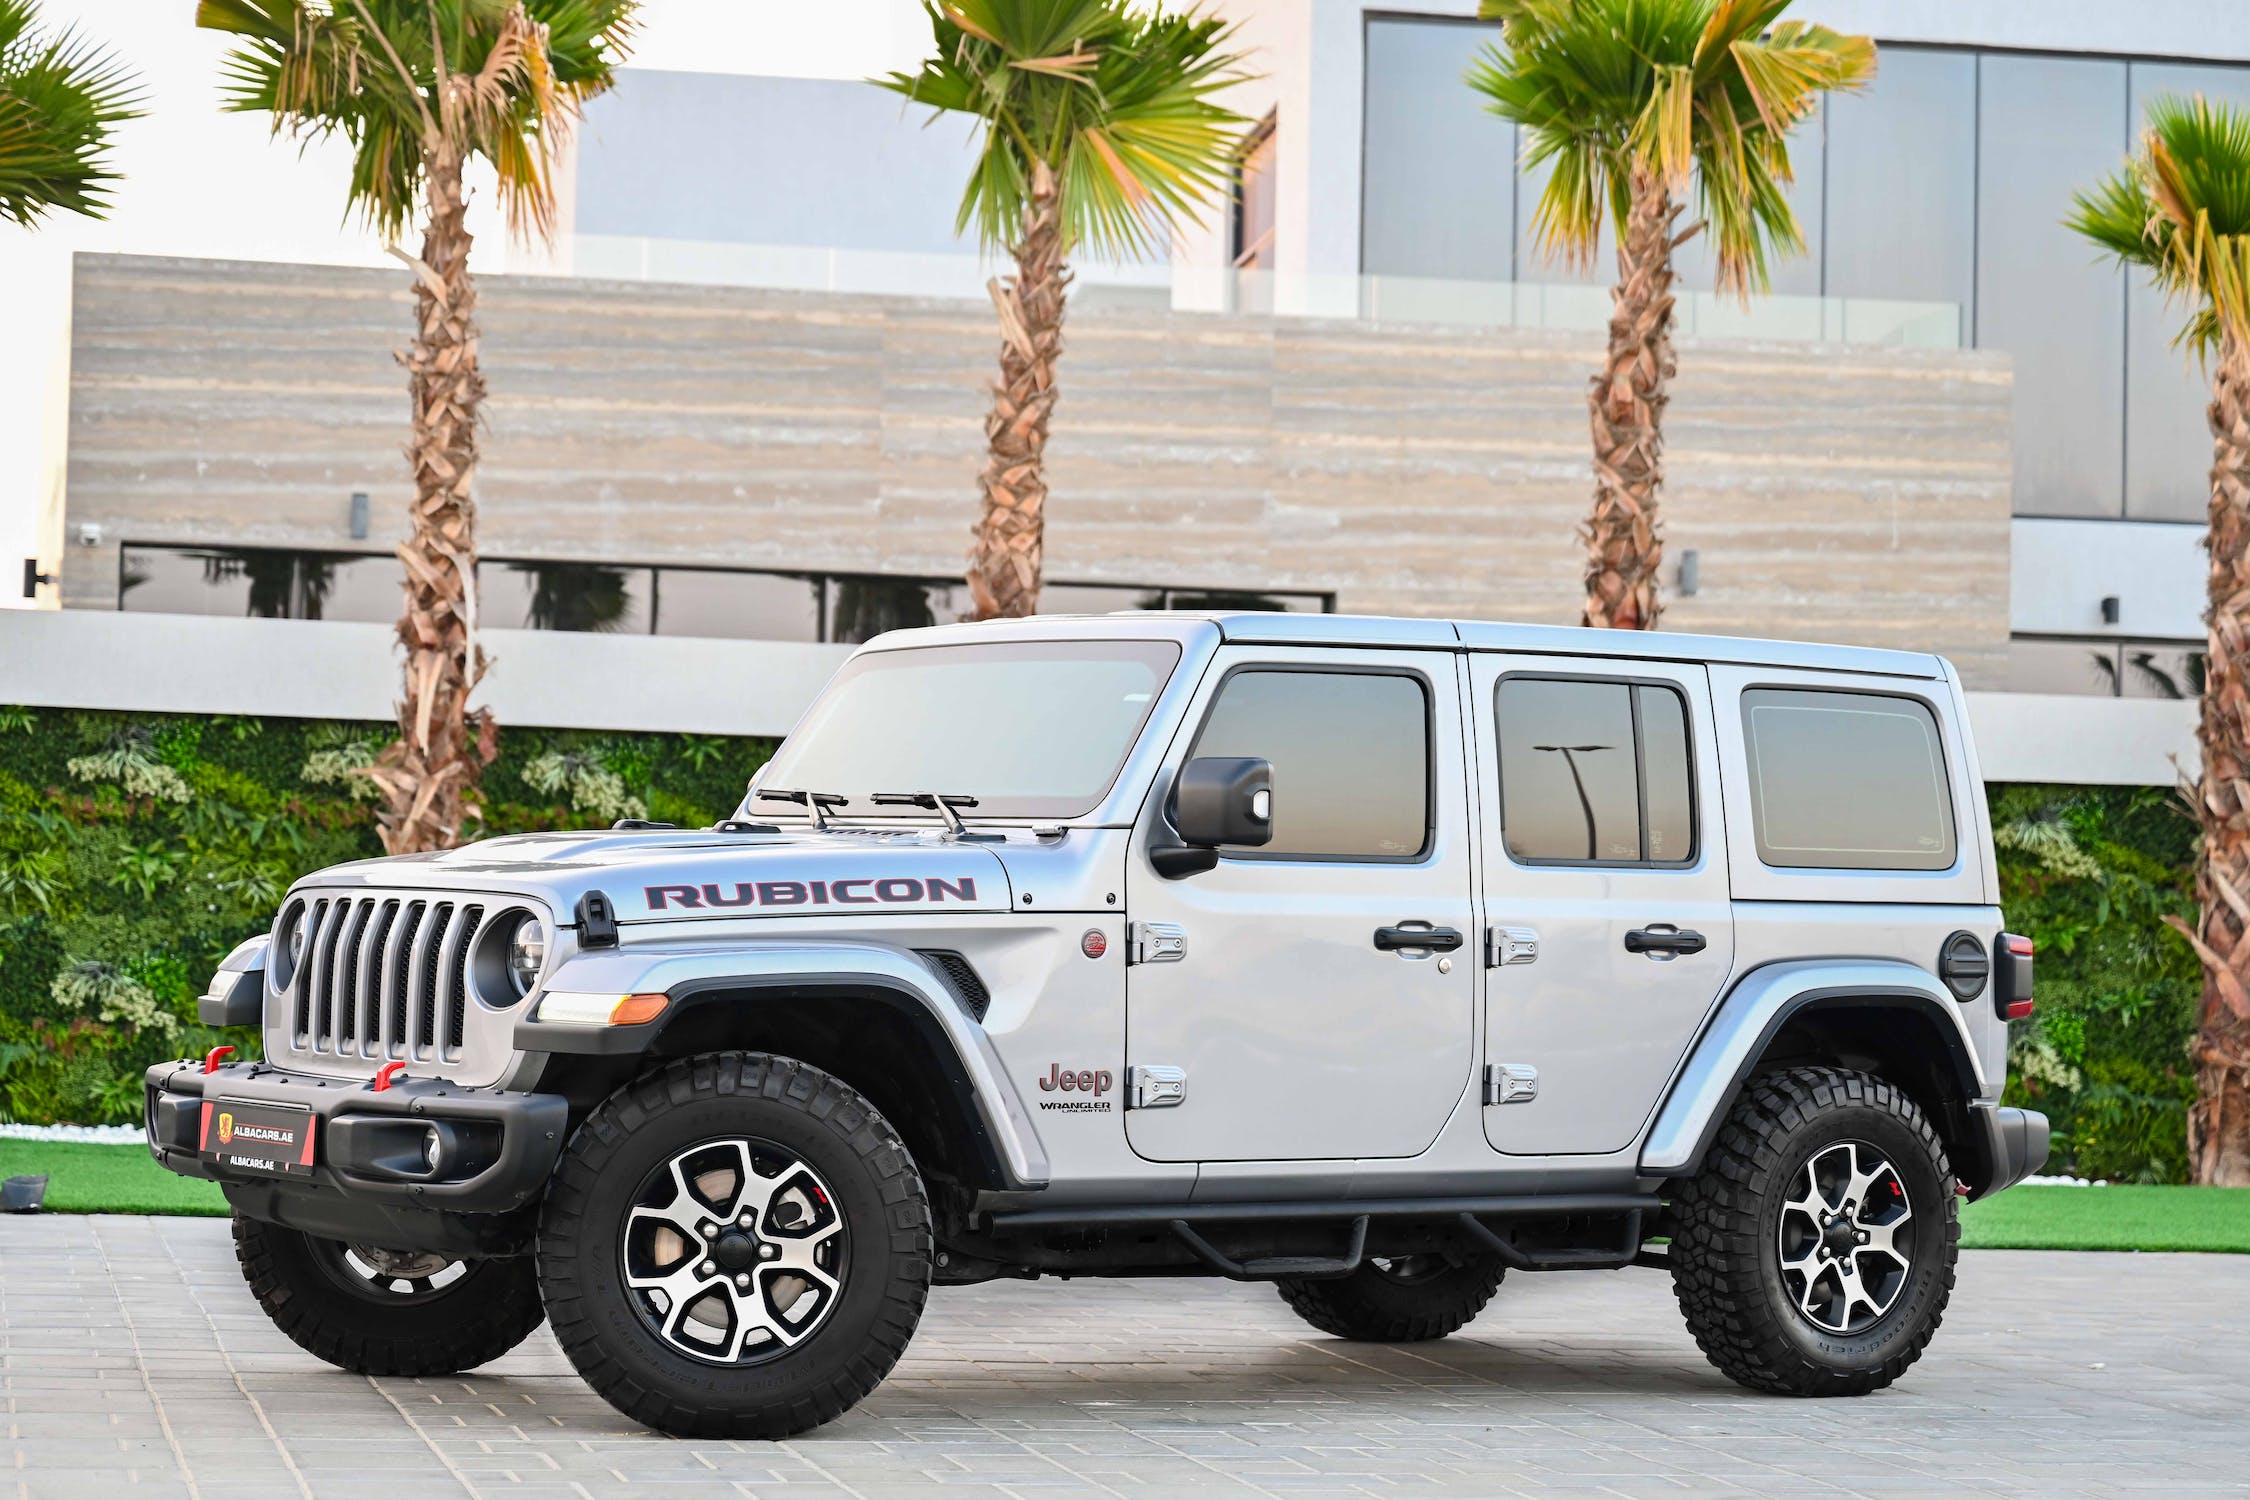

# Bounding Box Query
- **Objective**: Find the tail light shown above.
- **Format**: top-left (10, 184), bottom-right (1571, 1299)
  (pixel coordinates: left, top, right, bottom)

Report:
top-left (1994, 932), bottom-right (2034, 1020)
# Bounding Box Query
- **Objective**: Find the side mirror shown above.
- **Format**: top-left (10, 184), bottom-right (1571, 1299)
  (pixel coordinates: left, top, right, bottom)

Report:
top-left (1153, 757), bottom-right (1273, 878)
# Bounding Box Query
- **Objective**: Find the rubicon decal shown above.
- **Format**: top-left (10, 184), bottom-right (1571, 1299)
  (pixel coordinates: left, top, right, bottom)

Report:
top-left (645, 876), bottom-right (979, 911)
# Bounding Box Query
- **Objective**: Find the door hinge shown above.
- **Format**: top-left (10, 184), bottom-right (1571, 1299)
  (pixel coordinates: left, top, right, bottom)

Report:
top-left (1126, 921), bottom-right (1186, 965)
top-left (1482, 1063), bottom-right (1539, 1106)
top-left (1128, 1064), bottom-right (1187, 1109)
top-left (1486, 925), bottom-right (1539, 968)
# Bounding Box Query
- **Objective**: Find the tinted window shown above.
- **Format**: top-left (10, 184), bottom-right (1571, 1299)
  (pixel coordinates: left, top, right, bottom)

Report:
top-left (1189, 670), bottom-right (1430, 859)
top-left (757, 640), bottom-right (1181, 819)
top-left (1741, 689), bottom-right (1955, 870)
top-left (1496, 678), bottom-right (1696, 865)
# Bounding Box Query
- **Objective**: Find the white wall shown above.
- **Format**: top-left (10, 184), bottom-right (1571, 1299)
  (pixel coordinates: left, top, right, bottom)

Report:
top-left (0, 609), bottom-right (848, 738)
top-left (0, 609), bottom-right (2198, 786)
top-left (2010, 517), bottom-right (2207, 640)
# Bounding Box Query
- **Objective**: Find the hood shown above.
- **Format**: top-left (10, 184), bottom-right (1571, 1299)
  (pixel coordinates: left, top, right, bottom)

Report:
top-left (295, 827), bottom-right (1014, 925)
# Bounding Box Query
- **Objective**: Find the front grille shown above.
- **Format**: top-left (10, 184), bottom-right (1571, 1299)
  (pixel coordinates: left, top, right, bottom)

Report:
top-left (286, 894), bottom-right (489, 1063)
top-left (916, 949), bottom-right (990, 1020)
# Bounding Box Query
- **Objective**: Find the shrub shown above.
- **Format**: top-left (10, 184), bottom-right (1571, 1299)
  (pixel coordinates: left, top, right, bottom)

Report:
top-left (0, 707), bottom-right (774, 1124)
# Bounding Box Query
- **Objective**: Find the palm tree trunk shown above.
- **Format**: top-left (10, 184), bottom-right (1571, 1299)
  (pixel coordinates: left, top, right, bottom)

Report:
top-left (1581, 166), bottom-right (1681, 631)
top-left (2179, 333), bottom-right (2250, 1185)
top-left (371, 135), bottom-right (493, 853)
top-left (967, 158), bottom-right (1067, 621)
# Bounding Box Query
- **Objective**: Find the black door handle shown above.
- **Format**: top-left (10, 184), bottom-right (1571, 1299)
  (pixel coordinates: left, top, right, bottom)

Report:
top-left (1625, 926), bottom-right (1707, 956)
top-left (1374, 925), bottom-right (1465, 953)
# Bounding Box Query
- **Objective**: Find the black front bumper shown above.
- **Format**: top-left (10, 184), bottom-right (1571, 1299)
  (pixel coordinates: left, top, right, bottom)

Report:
top-left (145, 1058), bottom-right (569, 1257)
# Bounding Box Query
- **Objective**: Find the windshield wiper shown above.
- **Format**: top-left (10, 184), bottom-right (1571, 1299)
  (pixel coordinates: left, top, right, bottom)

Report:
top-left (870, 791), bottom-right (1006, 842)
top-left (752, 787), bottom-right (850, 831)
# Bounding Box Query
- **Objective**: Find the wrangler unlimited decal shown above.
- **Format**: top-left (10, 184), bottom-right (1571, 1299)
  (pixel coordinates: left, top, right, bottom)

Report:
top-left (643, 876), bottom-right (980, 911)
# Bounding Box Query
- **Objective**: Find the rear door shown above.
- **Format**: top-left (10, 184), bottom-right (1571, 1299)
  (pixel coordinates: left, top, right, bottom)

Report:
top-left (1123, 647), bottom-right (1477, 1163)
top-left (1469, 655), bottom-right (1735, 1155)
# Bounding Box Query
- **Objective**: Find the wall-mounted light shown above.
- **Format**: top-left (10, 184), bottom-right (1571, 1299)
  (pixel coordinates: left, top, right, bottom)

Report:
top-left (2100, 595), bottom-right (2121, 626)
top-left (349, 491), bottom-right (370, 541)
top-left (22, 559), bottom-right (56, 600)
top-left (75, 522), bottom-right (102, 547)
top-left (1677, 548), bottom-right (1700, 597)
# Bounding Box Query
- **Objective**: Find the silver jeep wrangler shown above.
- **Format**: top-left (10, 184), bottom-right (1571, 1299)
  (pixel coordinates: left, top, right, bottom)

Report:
top-left (148, 613), bottom-right (2048, 1436)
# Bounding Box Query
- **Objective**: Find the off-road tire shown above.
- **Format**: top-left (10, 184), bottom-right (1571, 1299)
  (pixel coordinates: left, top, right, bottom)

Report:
top-left (1669, 1066), bottom-right (1959, 1397)
top-left (1277, 1256), bottom-right (1506, 1342)
top-left (538, 1052), bottom-right (931, 1439)
top-left (233, 1213), bottom-right (545, 1375)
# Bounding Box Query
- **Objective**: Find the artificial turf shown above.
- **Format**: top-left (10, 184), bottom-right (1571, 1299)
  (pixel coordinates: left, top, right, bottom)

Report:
top-left (3, 1140), bottom-right (2247, 1250)
top-left (0, 1138), bottom-right (228, 1216)
top-left (1959, 1183), bottom-right (2250, 1253)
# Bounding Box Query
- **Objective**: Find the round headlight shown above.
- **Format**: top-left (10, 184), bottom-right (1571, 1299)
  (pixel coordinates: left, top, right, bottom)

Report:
top-left (272, 903), bottom-right (307, 988)
top-left (507, 916), bottom-right (547, 997)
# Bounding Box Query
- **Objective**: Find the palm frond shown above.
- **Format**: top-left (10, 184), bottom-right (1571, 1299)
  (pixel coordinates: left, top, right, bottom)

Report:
top-left (2071, 92), bottom-right (2250, 358)
top-left (199, 0), bottom-right (632, 243)
top-left (0, 0), bottom-right (143, 227)
top-left (1468, 0), bottom-right (1869, 293)
top-left (878, 0), bottom-right (1250, 260)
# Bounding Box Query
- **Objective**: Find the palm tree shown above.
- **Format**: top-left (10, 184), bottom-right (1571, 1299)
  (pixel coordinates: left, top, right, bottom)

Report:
top-left (1468, 0), bottom-right (1873, 629)
top-left (2071, 95), bottom-right (2250, 1186)
top-left (879, 1), bottom-right (1249, 620)
top-left (0, 0), bottom-right (141, 227)
top-left (199, 0), bottom-right (634, 852)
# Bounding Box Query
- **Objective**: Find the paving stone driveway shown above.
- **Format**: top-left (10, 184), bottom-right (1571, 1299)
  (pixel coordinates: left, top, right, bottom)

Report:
top-left (2, 1215), bottom-right (2243, 1500)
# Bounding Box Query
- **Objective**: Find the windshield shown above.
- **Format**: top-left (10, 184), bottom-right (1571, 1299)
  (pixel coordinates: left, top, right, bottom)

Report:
top-left (755, 639), bottom-right (1184, 820)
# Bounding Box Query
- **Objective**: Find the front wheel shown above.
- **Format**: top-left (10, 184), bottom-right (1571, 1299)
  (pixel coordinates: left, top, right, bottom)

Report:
top-left (1668, 1066), bottom-right (1959, 1396)
top-left (233, 1214), bottom-right (545, 1375)
top-left (538, 1052), bottom-right (932, 1439)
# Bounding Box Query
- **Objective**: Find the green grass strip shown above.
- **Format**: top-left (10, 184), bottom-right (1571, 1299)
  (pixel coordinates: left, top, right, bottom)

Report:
top-left (3, 1140), bottom-right (2246, 1251)
top-left (0, 1138), bottom-right (228, 1217)
top-left (1960, 1184), bottom-right (2250, 1253)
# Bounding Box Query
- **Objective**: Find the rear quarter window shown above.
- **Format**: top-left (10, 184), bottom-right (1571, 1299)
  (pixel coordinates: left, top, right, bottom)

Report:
top-left (1740, 688), bottom-right (1956, 871)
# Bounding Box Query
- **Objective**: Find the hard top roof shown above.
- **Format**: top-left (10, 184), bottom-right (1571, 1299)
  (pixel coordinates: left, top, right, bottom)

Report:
top-left (859, 611), bottom-right (1947, 680)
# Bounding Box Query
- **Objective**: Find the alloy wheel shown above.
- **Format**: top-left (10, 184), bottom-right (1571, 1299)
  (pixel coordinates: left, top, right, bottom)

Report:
top-left (620, 1136), bottom-right (848, 1365)
top-left (1776, 1139), bottom-right (1915, 1335)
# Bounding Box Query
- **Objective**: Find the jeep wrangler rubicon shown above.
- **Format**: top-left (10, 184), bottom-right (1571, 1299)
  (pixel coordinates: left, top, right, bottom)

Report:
top-left (148, 613), bottom-right (2047, 1437)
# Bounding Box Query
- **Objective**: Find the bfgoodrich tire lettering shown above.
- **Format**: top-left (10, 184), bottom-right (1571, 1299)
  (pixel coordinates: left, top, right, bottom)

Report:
top-left (232, 1213), bottom-right (545, 1376)
top-left (1668, 1066), bottom-right (1959, 1396)
top-left (538, 1052), bottom-right (931, 1439)
top-left (1277, 1255), bottom-right (1505, 1342)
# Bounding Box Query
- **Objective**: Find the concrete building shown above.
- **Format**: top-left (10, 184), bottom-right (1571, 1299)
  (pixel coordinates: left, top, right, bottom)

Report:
top-left (11, 0), bottom-right (2245, 781)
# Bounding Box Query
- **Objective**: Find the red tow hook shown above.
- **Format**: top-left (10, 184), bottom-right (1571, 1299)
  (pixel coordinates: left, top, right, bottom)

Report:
top-left (202, 1045), bottom-right (236, 1075)
top-left (371, 1061), bottom-right (408, 1093)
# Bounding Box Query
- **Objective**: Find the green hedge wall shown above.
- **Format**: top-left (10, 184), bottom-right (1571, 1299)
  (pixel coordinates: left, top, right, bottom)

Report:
top-left (0, 707), bottom-right (773, 1125)
top-left (0, 706), bottom-right (2205, 1181)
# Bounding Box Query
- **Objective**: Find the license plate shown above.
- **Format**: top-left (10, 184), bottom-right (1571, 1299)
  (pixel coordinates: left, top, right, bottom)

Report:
top-left (201, 1098), bottom-right (317, 1176)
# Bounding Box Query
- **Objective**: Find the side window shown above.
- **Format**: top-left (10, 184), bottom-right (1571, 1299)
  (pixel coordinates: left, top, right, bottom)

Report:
top-left (1496, 677), bottom-right (1697, 865)
top-left (1740, 688), bottom-right (1956, 871)
top-left (1188, 669), bottom-right (1430, 859)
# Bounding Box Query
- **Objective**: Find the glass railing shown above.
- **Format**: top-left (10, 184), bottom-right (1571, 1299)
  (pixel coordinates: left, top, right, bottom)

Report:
top-left (564, 234), bottom-right (1962, 349)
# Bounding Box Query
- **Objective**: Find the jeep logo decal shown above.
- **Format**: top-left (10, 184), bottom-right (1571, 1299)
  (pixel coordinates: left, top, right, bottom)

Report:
top-left (1038, 1064), bottom-right (1112, 1096)
top-left (644, 876), bottom-right (979, 911)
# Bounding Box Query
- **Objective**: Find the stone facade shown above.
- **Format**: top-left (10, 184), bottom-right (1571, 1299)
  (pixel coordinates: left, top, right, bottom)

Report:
top-left (60, 252), bottom-right (2013, 683)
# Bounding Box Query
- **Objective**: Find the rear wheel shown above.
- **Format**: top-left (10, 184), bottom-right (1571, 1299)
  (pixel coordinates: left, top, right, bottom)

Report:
top-left (232, 1214), bottom-right (545, 1375)
top-left (1277, 1254), bottom-right (1506, 1342)
top-left (538, 1052), bottom-right (931, 1439)
top-left (1669, 1066), bottom-right (1958, 1396)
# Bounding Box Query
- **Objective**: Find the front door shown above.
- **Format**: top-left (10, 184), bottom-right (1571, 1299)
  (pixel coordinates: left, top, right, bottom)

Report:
top-left (1124, 647), bottom-right (1478, 1163)
top-left (1469, 655), bottom-right (1735, 1155)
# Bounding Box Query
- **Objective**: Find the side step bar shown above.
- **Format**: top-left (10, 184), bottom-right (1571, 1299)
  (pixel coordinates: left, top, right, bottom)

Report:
top-left (1455, 1209), bottom-right (1646, 1272)
top-left (986, 1191), bottom-right (1658, 1232)
top-left (1170, 1215), bottom-right (1370, 1281)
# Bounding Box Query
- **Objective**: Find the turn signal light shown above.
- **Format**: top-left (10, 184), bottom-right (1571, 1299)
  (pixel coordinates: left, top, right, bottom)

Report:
top-left (536, 990), bottom-right (670, 1026)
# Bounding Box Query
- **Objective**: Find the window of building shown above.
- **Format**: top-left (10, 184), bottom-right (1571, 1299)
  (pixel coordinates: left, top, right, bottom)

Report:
top-left (1496, 677), bottom-right (1695, 865)
top-left (1740, 688), bottom-right (1955, 871)
top-left (657, 567), bottom-right (822, 642)
top-left (1232, 113), bottom-right (1278, 271)
top-left (481, 560), bottom-right (654, 634)
top-left (1188, 668), bottom-right (1430, 859)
